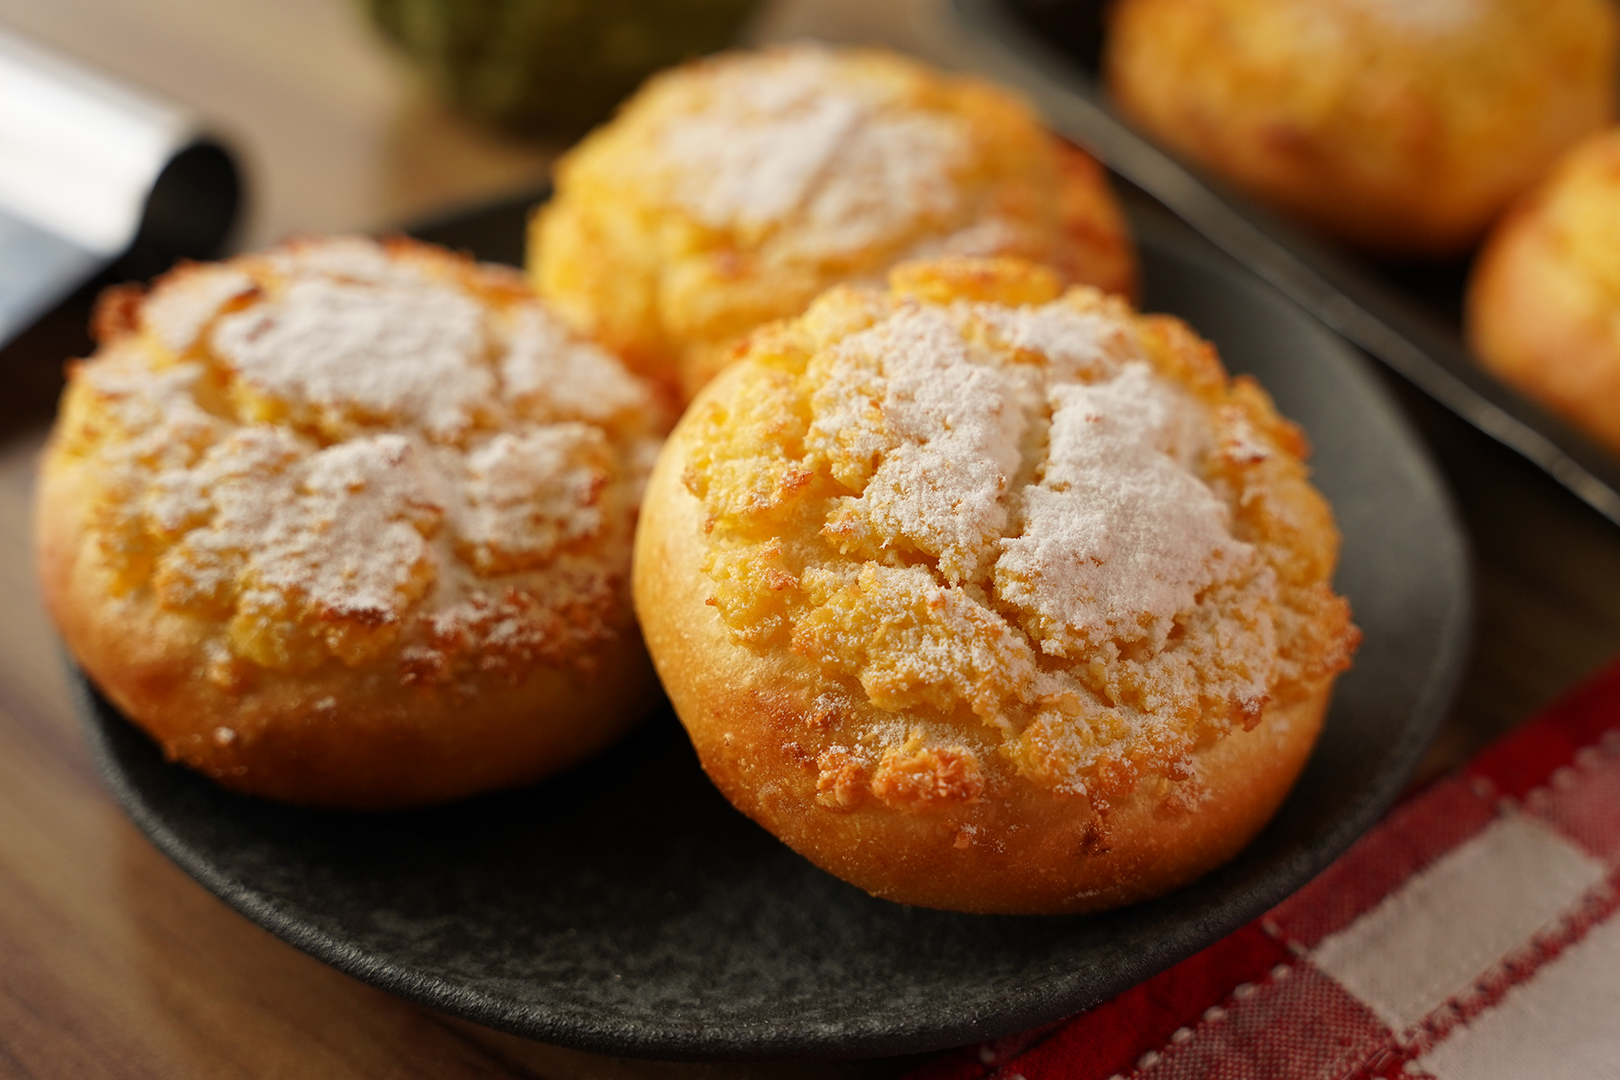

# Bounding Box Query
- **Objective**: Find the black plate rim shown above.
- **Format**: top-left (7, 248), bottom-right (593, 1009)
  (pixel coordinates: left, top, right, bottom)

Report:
top-left (69, 209), bottom-right (1472, 1062)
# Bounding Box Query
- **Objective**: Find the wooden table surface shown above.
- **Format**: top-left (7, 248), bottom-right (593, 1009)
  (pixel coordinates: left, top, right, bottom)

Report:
top-left (5, 2), bottom-right (1620, 1077)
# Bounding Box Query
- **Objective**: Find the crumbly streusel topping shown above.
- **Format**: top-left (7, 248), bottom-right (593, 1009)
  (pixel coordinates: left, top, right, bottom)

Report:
top-left (58, 236), bottom-right (666, 687)
top-left (686, 259), bottom-right (1355, 807)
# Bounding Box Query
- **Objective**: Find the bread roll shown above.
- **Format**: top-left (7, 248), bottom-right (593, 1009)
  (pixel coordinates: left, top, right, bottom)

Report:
top-left (532, 43), bottom-right (1137, 400)
top-left (1107, 0), bottom-right (1619, 254)
top-left (38, 236), bottom-right (669, 808)
top-left (1468, 128), bottom-right (1620, 456)
top-left (634, 257), bottom-right (1358, 913)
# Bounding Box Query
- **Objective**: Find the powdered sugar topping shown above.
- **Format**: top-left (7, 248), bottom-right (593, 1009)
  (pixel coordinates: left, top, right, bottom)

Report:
top-left (804, 301), bottom-right (1252, 646)
top-left (972, 301), bottom-right (1138, 381)
top-left (212, 275), bottom-right (491, 440)
top-left (807, 303), bottom-right (1028, 584)
top-left (657, 48), bottom-right (970, 254)
top-left (152, 431), bottom-right (441, 628)
top-left (142, 266), bottom-right (256, 356)
top-left (501, 306), bottom-right (651, 423)
top-left (995, 362), bottom-right (1250, 655)
top-left (252, 434), bottom-right (441, 621)
top-left (64, 236), bottom-right (667, 678)
top-left (457, 425), bottom-right (611, 575)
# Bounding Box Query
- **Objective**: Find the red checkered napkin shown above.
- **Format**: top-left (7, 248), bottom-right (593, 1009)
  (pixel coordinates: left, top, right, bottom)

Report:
top-left (911, 661), bottom-right (1620, 1080)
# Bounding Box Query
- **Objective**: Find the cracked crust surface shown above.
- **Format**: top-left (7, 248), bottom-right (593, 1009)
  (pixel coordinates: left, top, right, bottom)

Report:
top-left (530, 43), bottom-right (1137, 401)
top-left (633, 257), bottom-right (1357, 913)
top-left (38, 236), bottom-right (670, 808)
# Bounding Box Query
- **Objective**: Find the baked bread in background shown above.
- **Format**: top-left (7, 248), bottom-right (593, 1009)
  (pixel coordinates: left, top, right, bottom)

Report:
top-left (37, 237), bottom-right (669, 808)
top-left (1468, 129), bottom-right (1620, 456)
top-left (1106, 0), bottom-right (1619, 255)
top-left (530, 44), bottom-right (1137, 401)
top-left (633, 257), bottom-right (1358, 914)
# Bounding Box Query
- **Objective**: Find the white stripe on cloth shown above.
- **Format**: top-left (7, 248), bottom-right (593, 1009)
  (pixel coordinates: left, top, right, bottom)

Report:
top-left (1416, 910), bottom-right (1620, 1080)
top-left (1309, 814), bottom-right (1606, 1033)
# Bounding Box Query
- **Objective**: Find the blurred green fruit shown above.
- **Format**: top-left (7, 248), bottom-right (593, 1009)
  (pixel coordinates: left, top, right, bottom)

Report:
top-left (365, 0), bottom-right (761, 136)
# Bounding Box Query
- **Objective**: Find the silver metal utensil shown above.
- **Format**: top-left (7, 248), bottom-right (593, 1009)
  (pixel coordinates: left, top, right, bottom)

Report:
top-left (0, 26), bottom-right (240, 347)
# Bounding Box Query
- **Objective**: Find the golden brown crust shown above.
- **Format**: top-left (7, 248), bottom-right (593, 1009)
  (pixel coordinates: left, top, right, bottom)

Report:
top-left (633, 258), bottom-right (1357, 913)
top-left (1106, 0), bottom-right (1619, 255)
top-left (530, 44), bottom-right (1137, 401)
top-left (37, 236), bottom-right (669, 808)
top-left (1467, 129), bottom-right (1620, 455)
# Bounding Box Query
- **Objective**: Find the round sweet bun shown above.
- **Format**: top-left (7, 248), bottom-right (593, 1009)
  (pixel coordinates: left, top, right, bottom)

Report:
top-left (37, 236), bottom-right (670, 809)
top-left (1468, 128), bottom-right (1620, 455)
top-left (633, 257), bottom-right (1359, 914)
top-left (530, 43), bottom-right (1137, 402)
top-left (1105, 0), bottom-right (1619, 255)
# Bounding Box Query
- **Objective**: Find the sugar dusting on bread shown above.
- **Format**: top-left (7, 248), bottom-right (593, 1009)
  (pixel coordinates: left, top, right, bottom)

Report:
top-left (141, 265), bottom-right (255, 356)
top-left (997, 361), bottom-right (1248, 655)
top-left (458, 425), bottom-right (610, 576)
top-left (691, 271), bottom-right (1351, 805)
top-left (213, 275), bottom-right (493, 441)
top-left (148, 428), bottom-right (438, 641)
top-left (501, 307), bottom-right (651, 423)
top-left (808, 303), bottom-right (1026, 584)
top-left (655, 47), bottom-right (969, 255)
top-left (60, 236), bottom-right (665, 686)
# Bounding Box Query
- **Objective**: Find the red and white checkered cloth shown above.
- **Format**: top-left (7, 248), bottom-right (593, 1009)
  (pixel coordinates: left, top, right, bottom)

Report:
top-left (911, 660), bottom-right (1620, 1080)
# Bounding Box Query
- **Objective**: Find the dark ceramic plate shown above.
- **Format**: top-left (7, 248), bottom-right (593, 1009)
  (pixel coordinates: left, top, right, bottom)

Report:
top-left (72, 196), bottom-right (1470, 1061)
